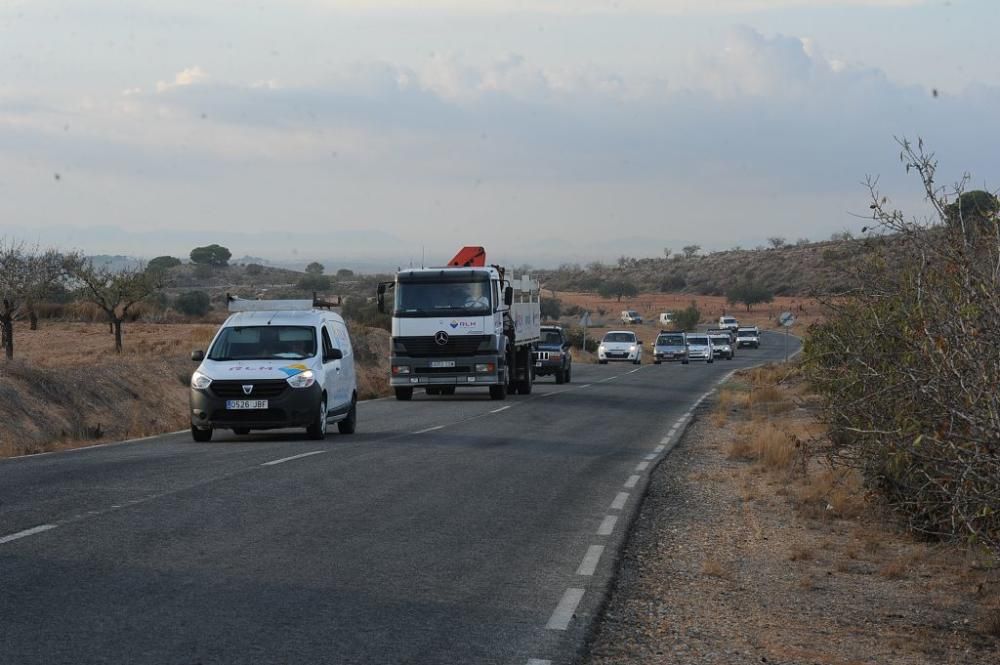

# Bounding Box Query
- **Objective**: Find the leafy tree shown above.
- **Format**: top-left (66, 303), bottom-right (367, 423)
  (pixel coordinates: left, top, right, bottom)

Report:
top-left (944, 190), bottom-right (999, 243)
top-left (540, 297), bottom-right (563, 321)
top-left (147, 256), bottom-right (182, 273)
top-left (189, 244), bottom-right (231, 267)
top-left (681, 245), bottom-right (701, 259)
top-left (767, 236), bottom-right (787, 249)
top-left (245, 263), bottom-right (264, 276)
top-left (297, 273), bottom-right (331, 292)
top-left (659, 274), bottom-right (686, 292)
top-left (305, 262), bottom-right (325, 275)
top-left (70, 259), bottom-right (164, 353)
top-left (174, 291), bottom-right (212, 317)
top-left (597, 278), bottom-right (638, 302)
top-left (671, 301), bottom-right (701, 331)
top-left (726, 282), bottom-right (774, 312)
top-left (0, 240), bottom-right (68, 359)
top-left (335, 268), bottom-right (355, 279)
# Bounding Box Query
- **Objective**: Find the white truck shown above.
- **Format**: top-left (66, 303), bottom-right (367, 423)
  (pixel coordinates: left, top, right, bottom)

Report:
top-left (377, 246), bottom-right (541, 401)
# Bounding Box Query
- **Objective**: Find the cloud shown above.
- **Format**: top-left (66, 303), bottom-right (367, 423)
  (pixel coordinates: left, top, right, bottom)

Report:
top-left (155, 66), bottom-right (209, 93)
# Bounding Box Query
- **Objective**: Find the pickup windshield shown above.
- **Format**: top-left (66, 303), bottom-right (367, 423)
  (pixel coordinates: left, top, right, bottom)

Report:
top-left (208, 326), bottom-right (317, 361)
top-left (395, 280), bottom-right (492, 317)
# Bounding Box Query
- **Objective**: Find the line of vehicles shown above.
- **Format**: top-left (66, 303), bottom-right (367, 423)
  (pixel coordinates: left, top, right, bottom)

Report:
top-left (186, 246), bottom-right (762, 441)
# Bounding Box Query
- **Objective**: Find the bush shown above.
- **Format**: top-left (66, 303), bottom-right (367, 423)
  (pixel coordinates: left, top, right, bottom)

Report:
top-left (671, 301), bottom-right (701, 331)
top-left (147, 256), bottom-right (181, 273)
top-left (245, 263), bottom-right (264, 276)
top-left (189, 244), bottom-right (231, 267)
top-left (297, 273), bottom-right (331, 292)
top-left (540, 297), bottom-right (562, 321)
top-left (340, 296), bottom-right (390, 331)
top-left (173, 291), bottom-right (212, 317)
top-left (565, 327), bottom-right (599, 352)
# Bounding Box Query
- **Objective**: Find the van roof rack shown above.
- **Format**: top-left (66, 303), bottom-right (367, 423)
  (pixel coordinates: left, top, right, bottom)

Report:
top-left (226, 292), bottom-right (341, 313)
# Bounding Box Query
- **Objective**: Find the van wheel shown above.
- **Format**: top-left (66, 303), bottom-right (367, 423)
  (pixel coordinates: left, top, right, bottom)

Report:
top-left (191, 426), bottom-right (212, 442)
top-left (394, 387), bottom-right (413, 401)
top-left (441, 386), bottom-right (456, 396)
top-left (426, 387), bottom-right (441, 395)
top-left (489, 383), bottom-right (507, 400)
top-left (232, 427), bottom-right (250, 435)
top-left (599, 360), bottom-right (608, 365)
top-left (682, 359), bottom-right (689, 365)
top-left (307, 397), bottom-right (328, 440)
top-left (338, 396), bottom-right (357, 434)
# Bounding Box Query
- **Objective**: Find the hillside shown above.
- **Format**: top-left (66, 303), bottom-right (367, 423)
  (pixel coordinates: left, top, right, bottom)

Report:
top-left (535, 237), bottom-right (876, 298)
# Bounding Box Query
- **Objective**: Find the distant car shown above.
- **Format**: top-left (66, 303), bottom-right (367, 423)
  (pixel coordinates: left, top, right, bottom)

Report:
top-left (719, 315), bottom-right (739, 332)
top-left (599, 330), bottom-right (643, 364)
top-left (658, 312), bottom-right (674, 326)
top-left (534, 325), bottom-right (572, 384)
top-left (709, 333), bottom-right (735, 360)
top-left (707, 327), bottom-right (737, 344)
top-left (621, 310), bottom-right (643, 325)
top-left (736, 327), bottom-right (760, 348)
top-left (684, 334), bottom-right (714, 363)
top-left (653, 331), bottom-right (688, 364)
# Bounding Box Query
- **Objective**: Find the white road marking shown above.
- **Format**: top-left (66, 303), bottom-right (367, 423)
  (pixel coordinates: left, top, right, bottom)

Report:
top-left (610, 492), bottom-right (629, 510)
top-left (624, 474), bottom-right (640, 489)
top-left (579, 384), bottom-right (592, 389)
top-left (546, 588), bottom-right (585, 630)
top-left (597, 515), bottom-right (618, 536)
top-left (635, 461), bottom-right (649, 472)
top-left (490, 406), bottom-right (511, 413)
top-left (413, 425), bottom-right (445, 434)
top-left (660, 436), bottom-right (672, 445)
top-left (654, 444), bottom-right (665, 453)
top-left (627, 368), bottom-right (641, 374)
top-left (643, 453), bottom-right (657, 461)
top-left (0, 524), bottom-right (58, 545)
top-left (576, 545), bottom-right (605, 576)
top-left (261, 450), bottom-right (327, 466)
top-left (527, 660), bottom-right (552, 665)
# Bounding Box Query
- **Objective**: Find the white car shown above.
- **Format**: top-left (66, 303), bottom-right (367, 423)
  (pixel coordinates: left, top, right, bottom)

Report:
top-left (189, 298), bottom-right (358, 441)
top-left (598, 330), bottom-right (643, 364)
top-left (684, 334), bottom-right (714, 363)
top-left (621, 310), bottom-right (643, 325)
top-left (719, 315), bottom-right (739, 332)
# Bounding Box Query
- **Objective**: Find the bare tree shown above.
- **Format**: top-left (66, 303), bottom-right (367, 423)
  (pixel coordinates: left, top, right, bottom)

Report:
top-left (0, 240), bottom-right (66, 360)
top-left (767, 236), bottom-right (787, 249)
top-left (70, 259), bottom-right (164, 353)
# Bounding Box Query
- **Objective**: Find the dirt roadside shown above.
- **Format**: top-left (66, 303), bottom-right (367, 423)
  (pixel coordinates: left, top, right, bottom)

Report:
top-left (582, 366), bottom-right (1000, 665)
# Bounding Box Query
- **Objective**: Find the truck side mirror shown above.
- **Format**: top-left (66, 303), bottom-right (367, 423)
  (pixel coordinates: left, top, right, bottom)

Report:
top-left (504, 286), bottom-right (513, 307)
top-left (376, 283), bottom-right (386, 314)
top-left (191, 350), bottom-right (205, 362)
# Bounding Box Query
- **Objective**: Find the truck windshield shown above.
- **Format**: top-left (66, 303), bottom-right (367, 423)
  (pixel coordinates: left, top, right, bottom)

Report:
top-left (395, 281), bottom-right (492, 316)
top-left (208, 326), bottom-right (317, 361)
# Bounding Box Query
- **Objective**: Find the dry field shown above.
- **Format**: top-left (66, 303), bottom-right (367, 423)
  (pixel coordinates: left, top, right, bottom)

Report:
top-left (586, 364), bottom-right (1000, 664)
top-left (0, 321), bottom-right (390, 458)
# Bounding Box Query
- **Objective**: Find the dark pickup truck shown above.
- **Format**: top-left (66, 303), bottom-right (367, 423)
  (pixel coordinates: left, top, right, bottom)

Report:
top-left (534, 325), bottom-right (573, 384)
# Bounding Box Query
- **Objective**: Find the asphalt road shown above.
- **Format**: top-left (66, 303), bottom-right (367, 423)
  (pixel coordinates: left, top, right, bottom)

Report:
top-left (0, 331), bottom-right (800, 665)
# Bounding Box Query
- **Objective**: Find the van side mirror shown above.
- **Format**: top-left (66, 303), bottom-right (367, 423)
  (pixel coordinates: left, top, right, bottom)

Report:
top-left (191, 350), bottom-right (205, 362)
top-left (324, 348), bottom-right (343, 362)
top-left (504, 286), bottom-right (513, 307)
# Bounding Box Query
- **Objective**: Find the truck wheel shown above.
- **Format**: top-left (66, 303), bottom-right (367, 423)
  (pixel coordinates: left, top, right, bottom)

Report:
top-left (394, 387), bottom-right (413, 401)
top-left (191, 426), bottom-right (212, 442)
top-left (654, 360), bottom-right (662, 365)
top-left (232, 427), bottom-right (250, 435)
top-left (426, 387), bottom-right (441, 396)
top-left (682, 359), bottom-right (689, 365)
top-left (518, 372), bottom-right (533, 395)
top-left (489, 383), bottom-right (507, 400)
top-left (599, 360), bottom-right (608, 365)
top-left (441, 386), bottom-right (456, 396)
top-left (337, 396), bottom-right (357, 434)
top-left (306, 397), bottom-right (328, 440)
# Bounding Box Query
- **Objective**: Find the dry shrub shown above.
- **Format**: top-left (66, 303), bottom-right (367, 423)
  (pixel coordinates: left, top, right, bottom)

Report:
top-left (979, 602), bottom-right (1000, 638)
top-left (717, 387), bottom-right (750, 412)
top-left (789, 544), bottom-right (814, 561)
top-left (879, 558), bottom-right (909, 579)
top-left (733, 421), bottom-right (799, 470)
top-left (701, 557), bottom-right (727, 578)
top-left (797, 466), bottom-right (866, 521)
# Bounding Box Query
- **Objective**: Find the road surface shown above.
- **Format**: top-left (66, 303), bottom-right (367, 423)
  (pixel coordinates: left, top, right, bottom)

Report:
top-left (0, 331), bottom-right (800, 665)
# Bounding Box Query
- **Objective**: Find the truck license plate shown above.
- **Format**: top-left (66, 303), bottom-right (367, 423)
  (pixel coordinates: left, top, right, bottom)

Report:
top-left (226, 400), bottom-right (269, 410)
top-left (430, 361), bottom-right (456, 368)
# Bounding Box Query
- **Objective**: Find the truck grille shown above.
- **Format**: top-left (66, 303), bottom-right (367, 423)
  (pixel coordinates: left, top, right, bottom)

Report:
top-left (211, 380), bottom-right (289, 399)
top-left (415, 366), bottom-right (472, 374)
top-left (394, 335), bottom-right (490, 357)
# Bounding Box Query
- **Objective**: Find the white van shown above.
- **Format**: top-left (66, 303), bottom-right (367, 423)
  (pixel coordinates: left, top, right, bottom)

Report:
top-left (658, 312), bottom-right (674, 326)
top-left (189, 298), bottom-right (358, 442)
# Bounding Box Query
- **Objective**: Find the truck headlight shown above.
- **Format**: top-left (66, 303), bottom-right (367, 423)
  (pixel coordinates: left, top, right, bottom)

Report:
top-left (287, 370), bottom-right (316, 389)
top-left (475, 363), bottom-right (495, 373)
top-left (392, 365), bottom-right (411, 375)
top-left (190, 371), bottom-right (212, 390)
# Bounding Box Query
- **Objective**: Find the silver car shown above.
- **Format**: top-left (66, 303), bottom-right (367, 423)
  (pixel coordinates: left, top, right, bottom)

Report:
top-left (654, 332), bottom-right (688, 364)
top-left (684, 334), bottom-right (714, 363)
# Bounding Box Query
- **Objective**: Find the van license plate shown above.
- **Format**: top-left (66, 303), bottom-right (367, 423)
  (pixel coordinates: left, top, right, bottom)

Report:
top-left (226, 400), bottom-right (269, 410)
top-left (430, 361), bottom-right (455, 368)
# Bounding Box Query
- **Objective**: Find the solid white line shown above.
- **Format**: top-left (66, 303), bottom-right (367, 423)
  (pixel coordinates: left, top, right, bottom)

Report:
top-left (610, 492), bottom-right (629, 510)
top-left (413, 425), bottom-right (445, 434)
top-left (546, 588), bottom-right (586, 630)
top-left (643, 453), bottom-right (657, 461)
top-left (527, 660), bottom-right (552, 665)
top-left (635, 461), bottom-right (649, 472)
top-left (660, 436), bottom-right (672, 445)
top-left (490, 406), bottom-right (512, 413)
top-left (576, 545), bottom-right (605, 576)
top-left (654, 444), bottom-right (665, 453)
top-left (597, 515), bottom-right (618, 536)
top-left (0, 524), bottom-right (58, 545)
top-left (261, 450), bottom-right (327, 466)
top-left (624, 474), bottom-right (640, 489)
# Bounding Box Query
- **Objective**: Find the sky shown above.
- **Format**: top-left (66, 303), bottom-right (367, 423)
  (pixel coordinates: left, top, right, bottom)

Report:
top-left (1, 0), bottom-right (998, 269)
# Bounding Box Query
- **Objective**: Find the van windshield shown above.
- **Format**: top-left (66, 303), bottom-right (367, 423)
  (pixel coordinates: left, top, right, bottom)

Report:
top-left (208, 326), bottom-right (317, 361)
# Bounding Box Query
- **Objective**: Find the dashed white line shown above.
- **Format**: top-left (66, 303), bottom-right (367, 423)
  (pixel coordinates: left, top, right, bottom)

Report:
top-left (546, 588), bottom-right (586, 630)
top-left (576, 545), bottom-right (605, 576)
top-left (490, 406), bottom-right (511, 414)
top-left (635, 461), bottom-right (649, 472)
top-left (579, 384), bottom-right (592, 389)
top-left (413, 425), bottom-right (445, 434)
top-left (610, 492), bottom-right (629, 510)
top-left (654, 444), bottom-right (665, 453)
top-left (597, 515), bottom-right (618, 536)
top-left (0, 524), bottom-right (58, 545)
top-left (643, 453), bottom-right (657, 461)
top-left (261, 450), bottom-right (327, 467)
top-left (624, 474), bottom-right (640, 489)
top-left (627, 368), bottom-right (641, 374)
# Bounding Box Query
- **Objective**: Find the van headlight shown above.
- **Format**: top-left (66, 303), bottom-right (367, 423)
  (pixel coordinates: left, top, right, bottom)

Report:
top-left (287, 370), bottom-right (316, 389)
top-left (191, 371), bottom-right (212, 390)
top-left (629, 345), bottom-right (637, 352)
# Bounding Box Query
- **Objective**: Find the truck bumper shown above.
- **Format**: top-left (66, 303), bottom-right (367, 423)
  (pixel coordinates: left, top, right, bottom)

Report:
top-left (389, 355), bottom-right (504, 387)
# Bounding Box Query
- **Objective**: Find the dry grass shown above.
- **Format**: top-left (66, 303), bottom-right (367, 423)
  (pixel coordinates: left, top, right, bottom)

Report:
top-left (980, 602), bottom-right (1000, 637)
top-left (701, 557), bottom-right (727, 578)
top-left (879, 558), bottom-right (910, 580)
top-left (797, 467), bottom-right (866, 520)
top-left (789, 545), bottom-right (814, 562)
top-left (729, 421), bottom-right (799, 470)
